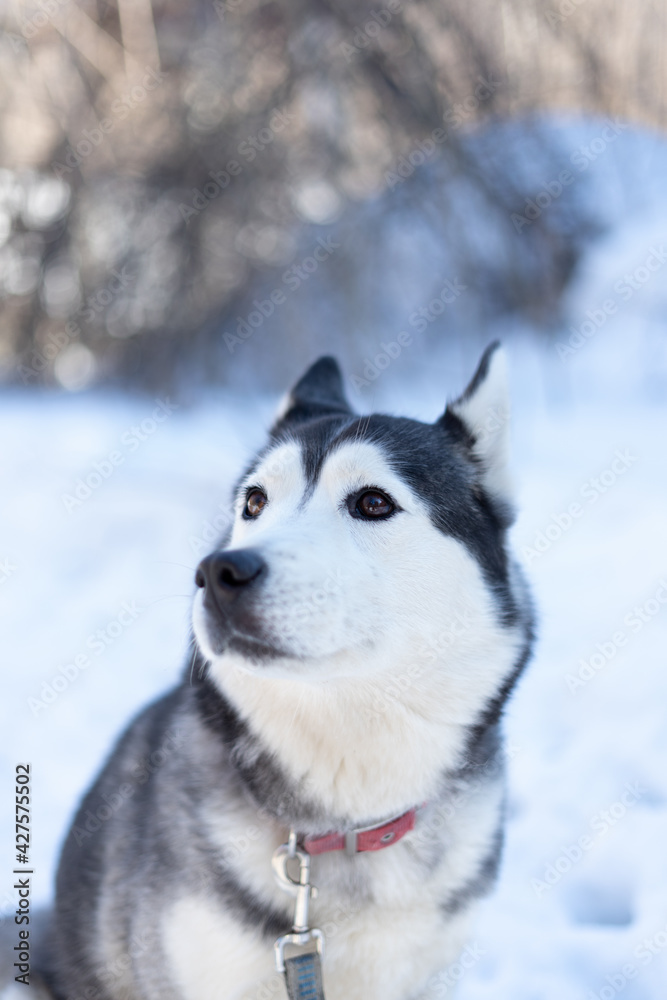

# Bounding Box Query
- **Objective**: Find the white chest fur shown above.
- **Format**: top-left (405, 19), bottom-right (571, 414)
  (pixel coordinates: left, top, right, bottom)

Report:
top-left (160, 777), bottom-right (503, 1000)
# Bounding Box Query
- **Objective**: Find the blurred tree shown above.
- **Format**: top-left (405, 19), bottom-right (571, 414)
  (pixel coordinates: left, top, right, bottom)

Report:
top-left (0, 0), bottom-right (665, 390)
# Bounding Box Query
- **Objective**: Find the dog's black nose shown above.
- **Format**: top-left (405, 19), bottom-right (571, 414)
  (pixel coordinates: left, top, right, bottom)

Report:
top-left (195, 550), bottom-right (265, 603)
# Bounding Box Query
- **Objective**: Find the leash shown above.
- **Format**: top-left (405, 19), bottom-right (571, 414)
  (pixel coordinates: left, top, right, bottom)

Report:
top-left (272, 832), bottom-right (325, 1000)
top-left (271, 806), bottom-right (423, 1000)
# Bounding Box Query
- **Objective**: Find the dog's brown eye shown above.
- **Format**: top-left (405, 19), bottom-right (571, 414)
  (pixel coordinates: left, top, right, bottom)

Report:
top-left (355, 490), bottom-right (394, 519)
top-left (244, 489), bottom-right (267, 518)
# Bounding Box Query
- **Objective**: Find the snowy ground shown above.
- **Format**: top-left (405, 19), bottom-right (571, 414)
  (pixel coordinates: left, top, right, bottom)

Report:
top-left (1, 292), bottom-right (666, 994)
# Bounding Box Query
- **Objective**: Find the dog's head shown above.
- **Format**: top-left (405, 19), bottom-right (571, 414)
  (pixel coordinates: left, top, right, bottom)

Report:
top-left (193, 343), bottom-right (524, 685)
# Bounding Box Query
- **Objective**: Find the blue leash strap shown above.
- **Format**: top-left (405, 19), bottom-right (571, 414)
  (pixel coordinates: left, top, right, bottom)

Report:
top-left (283, 950), bottom-right (326, 1000)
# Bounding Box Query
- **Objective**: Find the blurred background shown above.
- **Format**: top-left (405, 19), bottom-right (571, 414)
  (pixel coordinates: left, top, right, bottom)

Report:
top-left (1, 1), bottom-right (667, 998)
top-left (1, 0), bottom-right (666, 392)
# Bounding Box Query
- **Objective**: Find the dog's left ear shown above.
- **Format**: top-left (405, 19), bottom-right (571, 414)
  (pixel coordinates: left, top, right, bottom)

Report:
top-left (273, 356), bottom-right (353, 428)
top-left (441, 341), bottom-right (513, 512)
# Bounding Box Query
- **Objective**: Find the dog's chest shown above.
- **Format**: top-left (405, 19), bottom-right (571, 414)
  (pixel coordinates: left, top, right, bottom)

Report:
top-left (159, 856), bottom-right (471, 1000)
top-left (150, 757), bottom-right (503, 1000)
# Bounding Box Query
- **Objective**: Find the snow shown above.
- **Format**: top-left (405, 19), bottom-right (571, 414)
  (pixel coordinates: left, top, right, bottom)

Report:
top-left (2, 150), bottom-right (667, 998)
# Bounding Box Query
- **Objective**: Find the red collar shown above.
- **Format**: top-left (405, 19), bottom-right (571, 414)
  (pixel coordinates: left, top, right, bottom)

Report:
top-left (302, 805), bottom-right (422, 857)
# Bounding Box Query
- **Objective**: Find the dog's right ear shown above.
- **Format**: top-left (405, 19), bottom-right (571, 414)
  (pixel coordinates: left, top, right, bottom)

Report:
top-left (272, 356), bottom-right (353, 428)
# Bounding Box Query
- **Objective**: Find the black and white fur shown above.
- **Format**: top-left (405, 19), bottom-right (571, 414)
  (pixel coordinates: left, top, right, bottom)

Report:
top-left (41, 344), bottom-right (534, 1000)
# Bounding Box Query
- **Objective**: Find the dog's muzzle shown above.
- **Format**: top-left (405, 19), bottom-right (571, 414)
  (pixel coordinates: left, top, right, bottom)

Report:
top-left (194, 547), bottom-right (288, 660)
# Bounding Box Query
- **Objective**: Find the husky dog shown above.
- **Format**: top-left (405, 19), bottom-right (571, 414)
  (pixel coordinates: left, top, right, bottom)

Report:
top-left (45, 344), bottom-right (533, 1000)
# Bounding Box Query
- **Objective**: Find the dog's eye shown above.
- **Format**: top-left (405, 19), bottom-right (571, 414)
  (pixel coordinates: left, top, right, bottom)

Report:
top-left (352, 490), bottom-right (395, 520)
top-left (244, 489), bottom-right (267, 518)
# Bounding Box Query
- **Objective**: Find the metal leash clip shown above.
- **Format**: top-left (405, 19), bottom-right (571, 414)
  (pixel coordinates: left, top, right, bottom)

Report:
top-left (272, 831), bottom-right (325, 976)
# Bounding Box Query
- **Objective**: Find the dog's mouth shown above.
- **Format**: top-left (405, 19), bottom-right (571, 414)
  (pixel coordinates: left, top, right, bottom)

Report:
top-left (193, 590), bottom-right (290, 664)
top-left (225, 630), bottom-right (288, 662)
